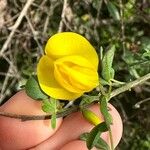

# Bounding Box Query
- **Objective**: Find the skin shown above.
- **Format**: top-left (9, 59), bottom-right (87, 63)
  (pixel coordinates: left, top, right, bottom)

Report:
top-left (0, 91), bottom-right (123, 150)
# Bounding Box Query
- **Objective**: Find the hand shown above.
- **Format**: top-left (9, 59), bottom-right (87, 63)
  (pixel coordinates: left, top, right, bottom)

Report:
top-left (0, 91), bottom-right (123, 150)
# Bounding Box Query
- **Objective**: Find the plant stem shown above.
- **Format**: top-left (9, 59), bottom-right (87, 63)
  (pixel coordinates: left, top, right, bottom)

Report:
top-left (0, 105), bottom-right (79, 121)
top-left (0, 102), bottom-right (95, 121)
top-left (0, 73), bottom-right (150, 121)
top-left (110, 73), bottom-right (150, 99)
top-left (111, 79), bottom-right (125, 85)
top-left (134, 97), bottom-right (150, 108)
top-left (109, 128), bottom-right (114, 150)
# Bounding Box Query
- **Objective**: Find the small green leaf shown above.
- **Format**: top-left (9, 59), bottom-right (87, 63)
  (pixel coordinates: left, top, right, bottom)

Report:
top-left (100, 97), bottom-right (112, 127)
top-left (42, 98), bottom-right (58, 113)
top-left (96, 137), bottom-right (111, 150)
top-left (106, 1), bottom-right (120, 21)
top-left (42, 100), bottom-right (52, 113)
top-left (142, 51), bottom-right (150, 58)
top-left (80, 96), bottom-right (96, 107)
top-left (110, 68), bottom-right (115, 79)
top-left (101, 45), bottom-right (116, 82)
top-left (42, 98), bottom-right (58, 129)
top-left (86, 122), bottom-right (108, 149)
top-left (51, 114), bottom-right (56, 129)
top-left (80, 132), bottom-right (89, 141)
top-left (99, 77), bottom-right (110, 86)
top-left (25, 76), bottom-right (48, 100)
top-left (100, 46), bottom-right (104, 60)
top-left (80, 132), bottom-right (110, 150)
top-left (141, 37), bottom-right (150, 51)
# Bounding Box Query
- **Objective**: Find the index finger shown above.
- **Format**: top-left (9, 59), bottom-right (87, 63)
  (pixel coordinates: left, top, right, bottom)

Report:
top-left (32, 103), bottom-right (123, 150)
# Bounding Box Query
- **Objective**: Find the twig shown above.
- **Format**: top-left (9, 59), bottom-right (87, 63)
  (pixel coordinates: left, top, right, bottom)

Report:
top-left (0, 67), bottom-right (11, 103)
top-left (43, 6), bottom-right (52, 35)
top-left (0, 104), bottom-right (82, 121)
top-left (3, 14), bottom-right (19, 26)
top-left (134, 97), bottom-right (150, 108)
top-left (25, 15), bottom-right (43, 55)
top-left (110, 73), bottom-right (150, 99)
top-left (114, 97), bottom-right (128, 121)
top-left (0, 0), bottom-right (34, 57)
top-left (0, 72), bottom-right (15, 77)
top-left (43, 1), bottom-right (60, 34)
top-left (58, 0), bottom-right (68, 32)
top-left (94, 0), bottom-right (103, 42)
top-left (0, 73), bottom-right (150, 120)
top-left (119, 0), bottom-right (126, 55)
top-left (64, 101), bottom-right (74, 108)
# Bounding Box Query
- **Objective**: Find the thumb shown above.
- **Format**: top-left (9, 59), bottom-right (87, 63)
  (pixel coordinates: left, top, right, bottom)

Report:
top-left (33, 103), bottom-right (123, 150)
top-left (0, 90), bottom-right (62, 150)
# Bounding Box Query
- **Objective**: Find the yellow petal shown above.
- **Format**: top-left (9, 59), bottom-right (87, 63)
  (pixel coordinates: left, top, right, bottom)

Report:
top-left (54, 55), bottom-right (99, 92)
top-left (69, 67), bottom-right (99, 92)
top-left (54, 55), bottom-right (96, 70)
top-left (37, 55), bottom-right (82, 100)
top-left (45, 32), bottom-right (98, 68)
top-left (54, 64), bottom-right (83, 93)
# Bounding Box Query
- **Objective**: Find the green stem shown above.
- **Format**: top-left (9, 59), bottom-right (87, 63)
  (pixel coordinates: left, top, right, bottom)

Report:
top-left (108, 81), bottom-right (112, 100)
top-left (109, 127), bottom-right (114, 150)
top-left (108, 81), bottom-right (114, 150)
top-left (0, 73), bottom-right (150, 121)
top-left (110, 73), bottom-right (150, 99)
top-left (0, 102), bottom-right (94, 121)
top-left (99, 83), bottom-right (107, 96)
top-left (110, 79), bottom-right (125, 85)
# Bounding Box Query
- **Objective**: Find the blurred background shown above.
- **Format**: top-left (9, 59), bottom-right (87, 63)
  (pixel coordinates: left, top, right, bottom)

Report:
top-left (0, 0), bottom-right (150, 149)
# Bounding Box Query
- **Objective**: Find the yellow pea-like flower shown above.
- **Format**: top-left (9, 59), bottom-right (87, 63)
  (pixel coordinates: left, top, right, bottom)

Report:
top-left (37, 32), bottom-right (99, 100)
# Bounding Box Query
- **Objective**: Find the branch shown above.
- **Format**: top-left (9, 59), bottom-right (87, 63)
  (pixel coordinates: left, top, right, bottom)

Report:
top-left (0, 0), bottom-right (34, 57)
top-left (58, 0), bottom-right (68, 32)
top-left (0, 73), bottom-right (150, 121)
top-left (0, 102), bottom-right (95, 121)
top-left (0, 105), bottom-right (79, 121)
top-left (110, 73), bottom-right (150, 99)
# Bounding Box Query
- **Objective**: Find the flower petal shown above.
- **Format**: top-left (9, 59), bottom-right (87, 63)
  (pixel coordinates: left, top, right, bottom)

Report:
top-left (37, 55), bottom-right (82, 100)
top-left (54, 55), bottom-right (99, 92)
top-left (45, 32), bottom-right (98, 68)
top-left (69, 66), bottom-right (99, 92)
top-left (54, 65), bottom-right (83, 93)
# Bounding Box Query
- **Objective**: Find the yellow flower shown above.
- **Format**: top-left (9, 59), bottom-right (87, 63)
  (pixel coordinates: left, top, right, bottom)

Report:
top-left (37, 32), bottom-right (99, 100)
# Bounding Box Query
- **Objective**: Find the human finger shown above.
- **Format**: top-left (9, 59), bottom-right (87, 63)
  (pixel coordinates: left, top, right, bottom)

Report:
top-left (0, 91), bottom-right (62, 150)
top-left (33, 103), bottom-right (123, 150)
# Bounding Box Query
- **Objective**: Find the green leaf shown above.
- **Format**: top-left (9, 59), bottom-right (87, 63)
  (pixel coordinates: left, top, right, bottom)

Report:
top-left (99, 77), bottom-right (110, 86)
top-left (86, 122), bottom-right (108, 149)
top-left (106, 1), bottom-right (120, 21)
top-left (42, 98), bottom-right (58, 113)
top-left (80, 132), bottom-right (89, 141)
top-left (25, 76), bottom-right (48, 101)
top-left (80, 132), bottom-right (110, 150)
top-left (101, 45), bottom-right (116, 81)
top-left (51, 114), bottom-right (56, 129)
top-left (80, 96), bottom-right (96, 107)
top-left (96, 137), bottom-right (111, 150)
top-left (110, 68), bottom-right (115, 79)
top-left (141, 37), bottom-right (150, 51)
top-left (100, 97), bottom-right (112, 127)
top-left (142, 50), bottom-right (150, 58)
top-left (42, 100), bottom-right (52, 113)
top-left (42, 98), bottom-right (58, 129)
